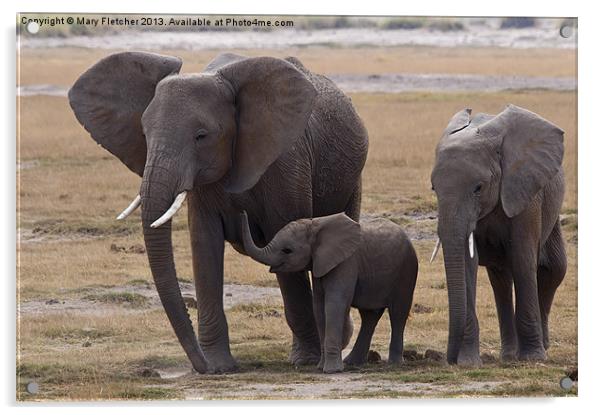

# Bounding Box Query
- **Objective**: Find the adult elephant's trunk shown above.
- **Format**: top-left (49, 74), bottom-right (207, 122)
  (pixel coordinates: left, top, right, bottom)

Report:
top-left (240, 211), bottom-right (278, 265)
top-left (140, 159), bottom-right (208, 373)
top-left (439, 216), bottom-right (468, 365)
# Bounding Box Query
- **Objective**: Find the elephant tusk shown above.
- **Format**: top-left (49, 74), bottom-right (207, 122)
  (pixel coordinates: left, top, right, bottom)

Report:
top-left (429, 238), bottom-right (441, 263)
top-left (116, 195), bottom-right (141, 220)
top-left (150, 192), bottom-right (187, 228)
top-left (468, 232), bottom-right (474, 258)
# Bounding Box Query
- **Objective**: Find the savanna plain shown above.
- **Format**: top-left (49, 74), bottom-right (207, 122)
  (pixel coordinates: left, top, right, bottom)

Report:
top-left (17, 45), bottom-right (577, 400)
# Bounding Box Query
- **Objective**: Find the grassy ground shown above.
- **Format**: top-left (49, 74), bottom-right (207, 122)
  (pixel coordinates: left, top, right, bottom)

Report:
top-left (17, 46), bottom-right (577, 400)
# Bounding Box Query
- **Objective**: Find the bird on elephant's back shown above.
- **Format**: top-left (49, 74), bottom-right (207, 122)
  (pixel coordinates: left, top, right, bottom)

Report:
top-left (430, 105), bottom-right (567, 366)
top-left (68, 52), bottom-right (368, 373)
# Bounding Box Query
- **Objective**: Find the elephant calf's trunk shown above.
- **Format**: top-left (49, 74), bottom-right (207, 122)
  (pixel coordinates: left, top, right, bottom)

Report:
top-left (240, 211), bottom-right (276, 265)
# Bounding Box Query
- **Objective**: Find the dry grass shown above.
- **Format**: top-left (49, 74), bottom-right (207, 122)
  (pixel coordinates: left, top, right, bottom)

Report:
top-left (17, 46), bottom-right (577, 400)
top-left (18, 46), bottom-right (576, 87)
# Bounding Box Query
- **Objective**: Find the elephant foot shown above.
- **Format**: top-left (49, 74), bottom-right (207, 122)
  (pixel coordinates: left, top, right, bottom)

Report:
top-left (317, 355), bottom-right (325, 370)
top-left (457, 347), bottom-right (482, 367)
top-left (204, 349), bottom-right (239, 374)
top-left (543, 335), bottom-right (550, 351)
top-left (518, 348), bottom-right (547, 362)
top-left (289, 341), bottom-right (321, 366)
top-left (500, 346), bottom-right (518, 362)
top-left (343, 353), bottom-right (367, 367)
top-left (323, 358), bottom-right (344, 374)
top-left (387, 355), bottom-right (403, 365)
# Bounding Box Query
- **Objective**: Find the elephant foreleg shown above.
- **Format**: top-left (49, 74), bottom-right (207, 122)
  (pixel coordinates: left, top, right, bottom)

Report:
top-left (188, 192), bottom-right (237, 373)
top-left (276, 270), bottom-right (321, 365)
top-left (511, 210), bottom-right (546, 361)
top-left (486, 265), bottom-right (519, 360)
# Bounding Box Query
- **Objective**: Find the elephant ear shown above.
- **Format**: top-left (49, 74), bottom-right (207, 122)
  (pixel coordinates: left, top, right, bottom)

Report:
top-left (68, 52), bottom-right (182, 176)
top-left (203, 52), bottom-right (248, 73)
top-left (444, 108), bottom-right (472, 136)
top-left (218, 57), bottom-right (318, 193)
top-left (479, 104), bottom-right (564, 217)
top-left (310, 213), bottom-right (361, 278)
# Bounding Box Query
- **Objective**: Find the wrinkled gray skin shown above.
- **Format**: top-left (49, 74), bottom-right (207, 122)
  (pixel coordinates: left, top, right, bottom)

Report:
top-left (68, 52), bottom-right (368, 373)
top-left (431, 105), bottom-right (567, 366)
top-left (241, 211), bottom-right (418, 373)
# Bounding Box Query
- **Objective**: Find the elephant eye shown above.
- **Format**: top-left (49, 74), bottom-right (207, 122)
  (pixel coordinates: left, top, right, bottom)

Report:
top-left (474, 183), bottom-right (483, 194)
top-left (282, 248), bottom-right (293, 255)
top-left (195, 129), bottom-right (209, 141)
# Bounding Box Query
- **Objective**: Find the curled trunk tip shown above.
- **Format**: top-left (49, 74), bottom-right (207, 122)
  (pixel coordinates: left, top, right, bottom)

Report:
top-left (240, 211), bottom-right (275, 265)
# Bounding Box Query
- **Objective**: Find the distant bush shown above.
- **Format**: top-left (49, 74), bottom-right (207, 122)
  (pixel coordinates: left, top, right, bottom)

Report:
top-left (427, 19), bottom-right (465, 31)
top-left (500, 17), bottom-right (536, 29)
top-left (381, 17), bottom-right (424, 30)
top-left (381, 17), bottom-right (465, 31)
top-left (295, 16), bottom-right (378, 30)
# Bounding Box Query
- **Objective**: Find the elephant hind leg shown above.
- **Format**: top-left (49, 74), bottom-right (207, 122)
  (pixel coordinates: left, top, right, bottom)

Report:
top-left (387, 299), bottom-right (412, 364)
top-left (537, 220), bottom-right (567, 350)
top-left (343, 308), bottom-right (384, 366)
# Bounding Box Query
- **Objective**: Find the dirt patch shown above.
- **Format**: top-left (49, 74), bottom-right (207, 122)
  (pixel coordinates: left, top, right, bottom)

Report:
top-left (361, 211), bottom-right (438, 241)
top-left (179, 372), bottom-right (506, 399)
top-left (329, 73), bottom-right (575, 93)
top-left (19, 283), bottom-right (281, 317)
top-left (18, 72), bottom-right (575, 99)
top-left (17, 159), bottom-right (40, 170)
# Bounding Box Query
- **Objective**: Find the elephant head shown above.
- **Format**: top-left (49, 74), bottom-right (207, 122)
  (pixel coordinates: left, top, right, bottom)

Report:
top-left (430, 105), bottom-right (564, 364)
top-left (240, 211), bottom-right (361, 278)
top-left (69, 52), bottom-right (317, 372)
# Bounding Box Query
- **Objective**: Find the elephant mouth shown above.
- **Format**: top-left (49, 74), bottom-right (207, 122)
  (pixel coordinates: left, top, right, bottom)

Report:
top-left (269, 263), bottom-right (286, 273)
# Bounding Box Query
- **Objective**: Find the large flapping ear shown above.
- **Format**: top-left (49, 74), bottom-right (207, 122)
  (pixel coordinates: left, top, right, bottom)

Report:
top-left (217, 57), bottom-right (318, 193)
top-left (68, 52), bottom-right (182, 176)
top-left (310, 213), bottom-right (361, 278)
top-left (444, 108), bottom-right (472, 136)
top-left (478, 104), bottom-right (564, 217)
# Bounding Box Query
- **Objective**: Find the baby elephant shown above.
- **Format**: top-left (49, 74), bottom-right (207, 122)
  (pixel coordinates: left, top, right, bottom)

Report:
top-left (241, 211), bottom-right (418, 373)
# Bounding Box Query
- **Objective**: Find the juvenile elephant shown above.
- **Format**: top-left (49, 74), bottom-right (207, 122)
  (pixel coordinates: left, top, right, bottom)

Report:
top-left (69, 52), bottom-right (368, 373)
top-left (241, 211), bottom-right (418, 373)
top-left (430, 105), bottom-right (567, 365)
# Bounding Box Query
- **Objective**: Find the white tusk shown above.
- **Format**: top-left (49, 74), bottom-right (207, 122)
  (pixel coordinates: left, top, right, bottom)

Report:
top-left (116, 195), bottom-right (141, 220)
top-left (468, 232), bottom-right (474, 258)
top-left (430, 238), bottom-right (441, 263)
top-left (150, 192), bottom-right (187, 228)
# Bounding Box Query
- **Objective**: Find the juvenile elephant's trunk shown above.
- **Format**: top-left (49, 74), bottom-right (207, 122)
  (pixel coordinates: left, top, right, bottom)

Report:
top-left (140, 159), bottom-right (208, 373)
top-left (241, 211), bottom-right (278, 265)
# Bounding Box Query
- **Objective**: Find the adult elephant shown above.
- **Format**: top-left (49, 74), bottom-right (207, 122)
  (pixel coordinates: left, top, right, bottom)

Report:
top-left (69, 52), bottom-right (368, 373)
top-left (430, 105), bottom-right (566, 366)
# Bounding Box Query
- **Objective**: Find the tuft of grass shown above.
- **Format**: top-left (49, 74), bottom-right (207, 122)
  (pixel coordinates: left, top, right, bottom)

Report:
top-left (84, 292), bottom-right (148, 307)
top-left (43, 326), bottom-right (114, 340)
top-left (117, 387), bottom-right (178, 400)
top-left (132, 355), bottom-right (188, 370)
top-left (127, 278), bottom-right (152, 287)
